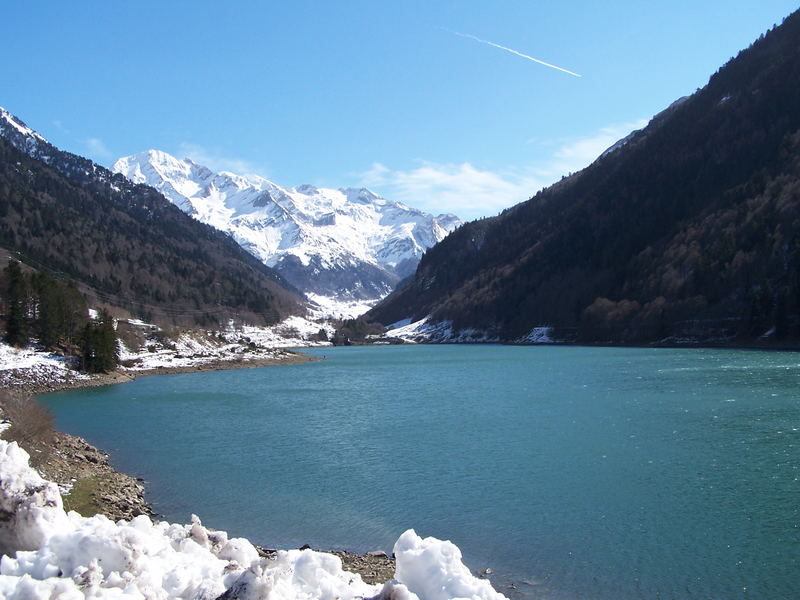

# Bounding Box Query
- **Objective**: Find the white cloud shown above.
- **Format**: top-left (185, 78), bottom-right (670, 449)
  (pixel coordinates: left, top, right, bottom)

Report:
top-left (363, 161), bottom-right (543, 219)
top-left (178, 142), bottom-right (267, 176)
top-left (548, 119), bottom-right (648, 175)
top-left (85, 137), bottom-right (114, 164)
top-left (361, 119), bottom-right (647, 221)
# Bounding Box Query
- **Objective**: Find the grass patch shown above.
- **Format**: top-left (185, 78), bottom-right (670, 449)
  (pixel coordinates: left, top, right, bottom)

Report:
top-left (62, 476), bottom-right (102, 517)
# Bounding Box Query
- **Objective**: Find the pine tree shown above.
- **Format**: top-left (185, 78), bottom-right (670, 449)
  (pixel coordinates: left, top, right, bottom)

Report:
top-left (81, 309), bottom-right (118, 373)
top-left (58, 282), bottom-right (89, 347)
top-left (4, 260), bottom-right (29, 347)
top-left (31, 271), bottom-right (59, 349)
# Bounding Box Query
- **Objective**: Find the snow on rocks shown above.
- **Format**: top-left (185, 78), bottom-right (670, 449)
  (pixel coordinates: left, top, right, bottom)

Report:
top-left (387, 319), bottom-right (559, 345)
top-left (0, 343), bottom-right (88, 391)
top-left (116, 316), bottom-right (332, 372)
top-left (515, 327), bottom-right (553, 344)
top-left (0, 440), bottom-right (506, 600)
top-left (0, 343), bottom-right (77, 373)
top-left (385, 317), bottom-right (500, 344)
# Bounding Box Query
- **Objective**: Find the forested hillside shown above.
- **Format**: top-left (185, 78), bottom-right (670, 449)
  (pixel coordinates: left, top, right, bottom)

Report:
top-left (368, 10), bottom-right (800, 345)
top-left (0, 132), bottom-right (303, 326)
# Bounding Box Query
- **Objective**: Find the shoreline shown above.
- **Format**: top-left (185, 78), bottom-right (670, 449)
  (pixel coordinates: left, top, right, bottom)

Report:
top-left (5, 348), bottom-right (320, 397)
top-left (2, 348), bottom-right (398, 584)
top-left (124, 348), bottom-right (320, 378)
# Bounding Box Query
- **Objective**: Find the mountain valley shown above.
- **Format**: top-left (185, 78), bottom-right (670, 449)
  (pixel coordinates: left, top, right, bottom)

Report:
top-left (112, 151), bottom-right (461, 309)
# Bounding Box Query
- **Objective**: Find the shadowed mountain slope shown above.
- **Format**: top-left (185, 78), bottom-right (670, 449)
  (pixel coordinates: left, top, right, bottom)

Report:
top-left (368, 11), bottom-right (800, 344)
top-left (0, 111), bottom-right (302, 326)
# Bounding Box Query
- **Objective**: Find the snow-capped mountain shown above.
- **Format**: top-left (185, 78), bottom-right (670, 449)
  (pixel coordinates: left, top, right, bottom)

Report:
top-left (112, 150), bottom-right (461, 302)
top-left (0, 107), bottom-right (48, 154)
top-left (0, 107), bottom-right (303, 323)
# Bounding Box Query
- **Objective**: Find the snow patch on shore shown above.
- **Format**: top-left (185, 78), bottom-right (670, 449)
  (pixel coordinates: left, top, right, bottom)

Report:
top-left (0, 313), bottom-right (334, 383)
top-left (386, 317), bottom-right (499, 344)
top-left (0, 440), bottom-right (506, 600)
top-left (516, 326), bottom-right (553, 344)
top-left (0, 344), bottom-right (87, 390)
top-left (0, 345), bottom-right (75, 373)
top-left (117, 316), bottom-right (333, 372)
top-left (386, 320), bottom-right (558, 345)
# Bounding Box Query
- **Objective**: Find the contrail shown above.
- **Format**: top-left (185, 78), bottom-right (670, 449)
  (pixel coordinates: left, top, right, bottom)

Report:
top-left (449, 30), bottom-right (582, 78)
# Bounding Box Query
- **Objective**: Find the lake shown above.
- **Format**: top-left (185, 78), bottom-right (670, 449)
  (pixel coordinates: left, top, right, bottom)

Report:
top-left (41, 345), bottom-right (800, 599)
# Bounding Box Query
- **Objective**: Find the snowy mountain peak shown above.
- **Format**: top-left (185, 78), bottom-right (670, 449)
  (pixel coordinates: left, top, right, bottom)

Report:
top-left (113, 149), bottom-right (462, 303)
top-left (0, 107), bottom-right (47, 143)
top-left (0, 107), bottom-right (50, 156)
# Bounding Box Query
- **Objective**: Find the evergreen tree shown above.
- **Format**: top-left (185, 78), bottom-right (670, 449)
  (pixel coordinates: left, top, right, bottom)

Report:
top-left (27, 272), bottom-right (89, 350)
top-left (81, 309), bottom-right (118, 373)
top-left (30, 271), bottom-right (59, 349)
top-left (4, 260), bottom-right (29, 347)
top-left (58, 282), bottom-right (89, 347)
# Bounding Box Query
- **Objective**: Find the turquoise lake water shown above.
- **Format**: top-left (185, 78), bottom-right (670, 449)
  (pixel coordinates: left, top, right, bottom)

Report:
top-left (41, 345), bottom-right (800, 599)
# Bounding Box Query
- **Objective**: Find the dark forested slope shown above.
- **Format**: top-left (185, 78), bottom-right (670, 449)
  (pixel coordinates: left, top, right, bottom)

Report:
top-left (0, 127), bottom-right (302, 326)
top-left (369, 10), bottom-right (800, 344)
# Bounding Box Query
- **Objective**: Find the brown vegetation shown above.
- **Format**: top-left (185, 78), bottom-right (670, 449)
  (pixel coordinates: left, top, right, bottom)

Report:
top-left (0, 391), bottom-right (54, 467)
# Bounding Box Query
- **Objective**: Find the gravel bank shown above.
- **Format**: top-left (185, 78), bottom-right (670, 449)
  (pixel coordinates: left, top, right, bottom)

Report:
top-left (36, 430), bottom-right (154, 522)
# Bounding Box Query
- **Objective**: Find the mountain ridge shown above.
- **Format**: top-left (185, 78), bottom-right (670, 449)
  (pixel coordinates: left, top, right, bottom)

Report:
top-left (112, 150), bottom-right (461, 303)
top-left (0, 107), bottom-right (303, 326)
top-left (368, 11), bottom-right (800, 345)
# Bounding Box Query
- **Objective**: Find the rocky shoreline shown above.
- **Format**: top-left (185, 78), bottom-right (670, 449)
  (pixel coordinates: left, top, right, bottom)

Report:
top-left (36, 430), bottom-right (154, 522)
top-left (2, 352), bottom-right (398, 584)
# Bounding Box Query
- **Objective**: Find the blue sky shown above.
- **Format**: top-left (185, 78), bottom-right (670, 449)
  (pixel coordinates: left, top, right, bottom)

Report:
top-left (2, 1), bottom-right (797, 220)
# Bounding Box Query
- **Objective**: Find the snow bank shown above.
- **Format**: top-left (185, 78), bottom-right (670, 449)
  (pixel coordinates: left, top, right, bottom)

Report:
top-left (0, 442), bottom-right (69, 556)
top-left (393, 530), bottom-right (506, 600)
top-left (0, 441), bottom-right (506, 600)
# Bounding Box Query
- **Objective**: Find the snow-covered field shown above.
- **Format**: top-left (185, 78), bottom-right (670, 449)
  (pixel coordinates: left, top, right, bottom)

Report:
top-left (225, 316), bottom-right (334, 349)
top-left (305, 293), bottom-right (378, 320)
top-left (0, 440), bottom-right (506, 600)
